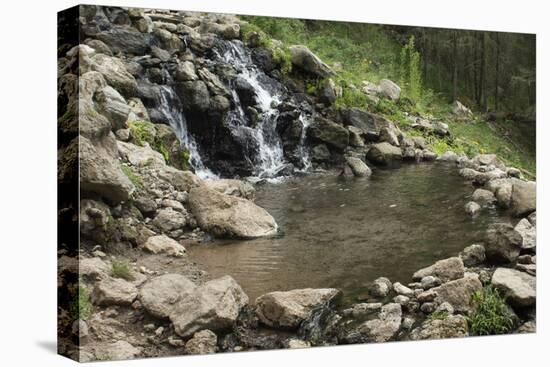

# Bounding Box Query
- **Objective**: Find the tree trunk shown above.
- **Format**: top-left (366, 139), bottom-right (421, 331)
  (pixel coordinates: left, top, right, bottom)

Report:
top-left (452, 31), bottom-right (458, 101)
top-left (494, 32), bottom-right (500, 111)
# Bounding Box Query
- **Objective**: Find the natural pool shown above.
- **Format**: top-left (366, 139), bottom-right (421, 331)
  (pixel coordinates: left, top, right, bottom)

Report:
top-left (189, 162), bottom-right (510, 305)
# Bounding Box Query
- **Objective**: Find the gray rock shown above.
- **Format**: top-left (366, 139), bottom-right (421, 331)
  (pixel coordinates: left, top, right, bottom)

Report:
top-left (431, 274), bottom-right (482, 313)
top-left (307, 117), bottom-right (349, 150)
top-left (175, 61), bottom-right (198, 81)
top-left (91, 278), bottom-right (138, 306)
top-left (367, 142), bottom-right (403, 165)
top-left (491, 268), bottom-right (536, 308)
top-left (176, 80), bottom-right (210, 112)
top-left (436, 302), bottom-right (455, 314)
top-left (459, 244), bottom-right (486, 267)
top-left (393, 295), bottom-right (410, 305)
top-left (89, 53), bottom-right (138, 97)
top-left (203, 179), bottom-right (255, 200)
top-left (255, 288), bottom-right (340, 329)
top-left (451, 100), bottom-right (473, 117)
top-left (485, 223), bottom-right (522, 263)
top-left (140, 274), bottom-right (196, 318)
top-left (516, 321), bottom-right (536, 333)
top-left (420, 302), bottom-right (436, 314)
top-left (393, 282), bottom-right (414, 297)
top-left (510, 179), bottom-right (536, 217)
top-left (420, 276), bottom-right (441, 290)
top-left (409, 315), bottom-right (468, 340)
top-left (311, 144), bottom-right (331, 162)
top-left (184, 330), bottom-right (217, 355)
top-left (345, 156), bottom-right (372, 177)
top-left (189, 185), bottom-right (278, 238)
top-left (464, 201), bottom-right (481, 216)
top-left (289, 45), bottom-right (333, 77)
top-left (472, 188), bottom-right (496, 206)
top-left (369, 277), bottom-right (392, 298)
top-left (527, 212), bottom-right (536, 226)
top-left (357, 303), bottom-right (402, 342)
top-left (413, 257), bottom-right (464, 283)
top-left (95, 86), bottom-right (130, 131)
top-left (151, 207), bottom-right (188, 233)
top-left (514, 218), bottom-right (536, 250)
top-left (97, 340), bottom-right (141, 361)
top-left (171, 276), bottom-right (249, 337)
top-left (378, 79), bottom-right (401, 101)
top-left (143, 235), bottom-right (186, 257)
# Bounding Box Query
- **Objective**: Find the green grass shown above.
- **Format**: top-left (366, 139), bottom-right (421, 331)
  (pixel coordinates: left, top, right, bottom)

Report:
top-left (121, 165), bottom-right (143, 188)
top-left (428, 310), bottom-right (449, 321)
top-left (69, 286), bottom-right (92, 321)
top-left (111, 260), bottom-right (135, 281)
top-left (467, 286), bottom-right (516, 336)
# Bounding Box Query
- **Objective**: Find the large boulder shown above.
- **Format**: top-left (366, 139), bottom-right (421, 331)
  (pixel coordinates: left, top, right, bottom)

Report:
top-left (366, 142), bottom-right (403, 165)
top-left (431, 274), bottom-right (483, 313)
top-left (89, 53), bottom-right (138, 97)
top-left (288, 45), bottom-right (333, 77)
top-left (255, 288), bottom-right (341, 329)
top-left (91, 278), bottom-right (138, 306)
top-left (459, 244), bottom-right (486, 267)
top-left (357, 303), bottom-right (402, 342)
top-left (409, 315), bottom-right (468, 340)
top-left (176, 80), bottom-right (210, 112)
top-left (170, 276), bottom-right (249, 337)
top-left (514, 218), bottom-right (536, 250)
top-left (510, 180), bottom-right (536, 217)
top-left (79, 136), bottom-right (134, 203)
top-left (344, 156), bottom-right (372, 177)
top-left (413, 257), bottom-right (464, 283)
top-left (307, 117), bottom-right (349, 150)
top-left (491, 268), bottom-right (536, 308)
top-left (188, 186), bottom-right (278, 238)
top-left (484, 223), bottom-right (522, 264)
top-left (140, 274), bottom-right (196, 318)
top-left (378, 79), bottom-right (401, 101)
top-left (203, 179), bottom-right (255, 200)
top-left (95, 25), bottom-right (151, 55)
top-left (341, 108), bottom-right (381, 140)
top-left (472, 188), bottom-right (496, 206)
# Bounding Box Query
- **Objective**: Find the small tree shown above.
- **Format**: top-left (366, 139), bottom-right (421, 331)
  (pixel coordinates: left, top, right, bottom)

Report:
top-left (399, 36), bottom-right (422, 102)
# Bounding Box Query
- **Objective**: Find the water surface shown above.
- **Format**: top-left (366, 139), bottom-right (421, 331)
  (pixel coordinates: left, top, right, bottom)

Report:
top-left (189, 163), bottom-right (509, 305)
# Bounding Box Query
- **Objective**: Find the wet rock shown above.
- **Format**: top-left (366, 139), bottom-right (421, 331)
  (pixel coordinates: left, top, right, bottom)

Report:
top-left (378, 79), bottom-right (400, 101)
top-left (96, 25), bottom-right (151, 55)
top-left (491, 268), bottom-right (536, 308)
top-left (140, 274), bottom-right (196, 318)
top-left (341, 108), bottom-right (381, 140)
top-left (464, 201), bottom-right (481, 216)
top-left (345, 156), bottom-right (372, 177)
top-left (422, 150), bottom-right (438, 161)
top-left (485, 223), bottom-right (522, 264)
top-left (185, 330), bottom-right (218, 355)
top-left (357, 303), bottom-right (402, 342)
top-left (80, 136), bottom-right (134, 203)
top-left (366, 142), bottom-right (403, 165)
top-left (514, 218), bottom-right (536, 250)
top-left (369, 277), bottom-right (392, 298)
top-left (349, 302), bottom-right (383, 317)
top-left (189, 185), bottom-right (278, 238)
top-left (409, 315), bottom-right (468, 340)
top-left (151, 207), bottom-right (188, 233)
top-left (289, 45), bottom-right (333, 77)
top-left (307, 117), bottom-right (349, 150)
top-left (413, 257), bottom-right (464, 283)
top-left (311, 144), bottom-right (331, 162)
top-left (255, 288), bottom-right (340, 329)
top-left (176, 80), bottom-right (210, 112)
top-left (143, 235), bottom-right (186, 257)
top-left (459, 244), bottom-right (486, 267)
top-left (459, 168), bottom-right (478, 180)
top-left (175, 60), bottom-right (198, 81)
top-left (431, 274), bottom-right (482, 313)
top-left (510, 180), bottom-right (536, 217)
top-left (171, 276), bottom-right (249, 337)
top-left (204, 179), bottom-right (255, 200)
top-left (91, 278), bottom-right (138, 306)
top-left (472, 188), bottom-right (496, 206)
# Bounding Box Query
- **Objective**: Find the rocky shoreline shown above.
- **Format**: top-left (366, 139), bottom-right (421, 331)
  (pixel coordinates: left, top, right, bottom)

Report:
top-left (57, 5), bottom-right (536, 361)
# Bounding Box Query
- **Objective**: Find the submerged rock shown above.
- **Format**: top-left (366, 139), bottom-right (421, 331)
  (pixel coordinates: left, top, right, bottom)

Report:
top-left (255, 288), bottom-right (341, 329)
top-left (491, 268), bottom-right (536, 308)
top-left (464, 201), bottom-right (481, 216)
top-left (189, 185), bottom-right (278, 238)
top-left (344, 156), bottom-right (372, 177)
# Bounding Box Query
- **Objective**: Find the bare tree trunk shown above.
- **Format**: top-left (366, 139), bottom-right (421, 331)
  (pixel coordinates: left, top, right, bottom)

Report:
top-left (452, 31), bottom-right (458, 100)
top-left (495, 32), bottom-right (500, 111)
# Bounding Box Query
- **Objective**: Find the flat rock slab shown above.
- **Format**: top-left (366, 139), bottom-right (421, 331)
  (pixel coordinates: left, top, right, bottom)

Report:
top-left (413, 257), bottom-right (464, 283)
top-left (431, 274), bottom-right (482, 313)
top-left (491, 268), bottom-right (536, 308)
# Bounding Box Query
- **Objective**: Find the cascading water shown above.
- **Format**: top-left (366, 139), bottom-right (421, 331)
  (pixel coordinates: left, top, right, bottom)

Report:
top-left (221, 41), bottom-right (288, 178)
top-left (296, 114), bottom-right (313, 171)
top-left (156, 84), bottom-right (217, 179)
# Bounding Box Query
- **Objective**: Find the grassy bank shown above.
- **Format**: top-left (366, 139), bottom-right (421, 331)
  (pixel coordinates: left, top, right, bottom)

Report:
top-left (239, 16), bottom-right (536, 178)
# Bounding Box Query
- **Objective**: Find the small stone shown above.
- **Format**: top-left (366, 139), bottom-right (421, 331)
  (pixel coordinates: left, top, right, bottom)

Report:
top-left (459, 244), bottom-right (486, 267)
top-left (465, 201), bottom-right (481, 216)
top-left (420, 302), bottom-right (436, 314)
top-left (393, 295), bottom-right (410, 305)
top-left (436, 302), bottom-right (455, 314)
top-left (287, 339), bottom-right (311, 349)
top-left (155, 326), bottom-right (164, 336)
top-left (393, 282), bottom-right (414, 297)
top-left (420, 276), bottom-right (441, 290)
top-left (184, 330), bottom-right (217, 355)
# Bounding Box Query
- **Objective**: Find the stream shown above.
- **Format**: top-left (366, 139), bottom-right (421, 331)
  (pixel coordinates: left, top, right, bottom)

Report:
top-left (189, 162), bottom-right (511, 305)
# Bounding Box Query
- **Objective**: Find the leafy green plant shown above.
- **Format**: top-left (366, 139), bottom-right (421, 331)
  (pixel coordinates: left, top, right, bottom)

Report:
top-left (399, 36), bottom-right (422, 102)
top-left (468, 286), bottom-right (515, 336)
top-left (180, 149), bottom-right (191, 171)
top-left (111, 260), bottom-right (135, 281)
top-left (154, 141), bottom-right (170, 163)
top-left (272, 47), bottom-right (292, 75)
top-left (333, 88), bottom-right (369, 109)
top-left (69, 286), bottom-right (92, 321)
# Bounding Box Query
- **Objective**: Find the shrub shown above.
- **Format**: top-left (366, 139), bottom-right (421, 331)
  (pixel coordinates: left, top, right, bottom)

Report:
top-left (467, 286), bottom-right (515, 336)
top-left (111, 260), bottom-right (135, 281)
top-left (272, 47), bottom-right (292, 75)
top-left (69, 286), bottom-right (92, 321)
top-left (399, 36), bottom-right (422, 102)
top-left (333, 88), bottom-right (369, 109)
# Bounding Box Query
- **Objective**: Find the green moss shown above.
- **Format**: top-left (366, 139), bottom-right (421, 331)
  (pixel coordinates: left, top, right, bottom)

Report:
top-left (272, 46), bottom-right (292, 75)
top-left (128, 120), bottom-right (156, 147)
top-left (467, 286), bottom-right (516, 336)
top-left (180, 149), bottom-right (191, 171)
top-left (121, 165), bottom-right (143, 188)
top-left (111, 260), bottom-right (135, 281)
top-left (69, 286), bottom-right (92, 321)
top-left (85, 108), bottom-right (98, 118)
top-left (427, 310), bottom-right (449, 321)
top-left (154, 141), bottom-right (170, 164)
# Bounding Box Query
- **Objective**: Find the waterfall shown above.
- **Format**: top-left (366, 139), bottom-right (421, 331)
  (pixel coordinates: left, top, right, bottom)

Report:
top-left (153, 72), bottom-right (217, 179)
top-left (221, 41), bottom-right (288, 179)
top-left (296, 114), bottom-right (313, 172)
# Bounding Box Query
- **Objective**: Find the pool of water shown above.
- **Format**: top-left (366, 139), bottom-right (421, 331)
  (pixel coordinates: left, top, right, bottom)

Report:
top-left (188, 162), bottom-right (510, 305)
